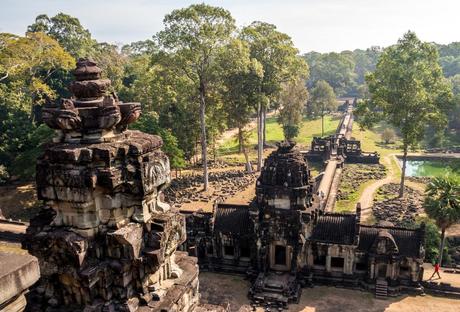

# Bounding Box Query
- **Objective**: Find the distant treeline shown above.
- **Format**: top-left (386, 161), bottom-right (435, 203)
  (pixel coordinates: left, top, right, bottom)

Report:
top-left (303, 42), bottom-right (460, 97)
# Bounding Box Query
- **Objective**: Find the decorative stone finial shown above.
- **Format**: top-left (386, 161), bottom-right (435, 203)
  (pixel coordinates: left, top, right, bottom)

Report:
top-left (41, 59), bottom-right (141, 143)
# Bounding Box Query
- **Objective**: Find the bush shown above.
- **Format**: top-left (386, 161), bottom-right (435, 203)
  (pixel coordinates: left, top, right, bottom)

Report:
top-left (414, 217), bottom-right (450, 264)
top-left (0, 165), bottom-right (9, 185)
top-left (131, 112), bottom-right (186, 169)
top-left (381, 128), bottom-right (396, 144)
top-left (282, 124), bottom-right (299, 140)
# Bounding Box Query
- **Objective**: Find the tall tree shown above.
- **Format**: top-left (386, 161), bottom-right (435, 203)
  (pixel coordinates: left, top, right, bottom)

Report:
top-left (119, 42), bottom-right (200, 161)
top-left (93, 42), bottom-right (126, 92)
top-left (363, 31), bottom-right (453, 197)
top-left (424, 177), bottom-right (460, 265)
top-left (0, 32), bottom-right (74, 108)
top-left (222, 39), bottom-right (263, 172)
top-left (277, 77), bottom-right (308, 140)
top-left (28, 13), bottom-right (96, 59)
top-left (309, 80), bottom-right (336, 136)
top-left (0, 32), bottom-right (74, 179)
top-left (157, 4), bottom-right (235, 190)
top-left (241, 21), bottom-right (307, 170)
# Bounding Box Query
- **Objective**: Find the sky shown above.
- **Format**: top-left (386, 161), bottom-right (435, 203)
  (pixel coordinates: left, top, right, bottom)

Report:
top-left (1, 0), bottom-right (459, 53)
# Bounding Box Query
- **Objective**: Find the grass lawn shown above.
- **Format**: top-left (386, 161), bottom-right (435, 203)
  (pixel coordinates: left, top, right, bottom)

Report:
top-left (218, 115), bottom-right (341, 155)
top-left (351, 122), bottom-right (402, 157)
top-left (335, 179), bottom-right (376, 213)
top-left (216, 115), bottom-right (340, 165)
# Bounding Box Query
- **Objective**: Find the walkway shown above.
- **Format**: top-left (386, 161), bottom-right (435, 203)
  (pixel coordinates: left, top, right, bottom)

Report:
top-left (358, 153), bottom-right (443, 223)
top-left (358, 155), bottom-right (398, 222)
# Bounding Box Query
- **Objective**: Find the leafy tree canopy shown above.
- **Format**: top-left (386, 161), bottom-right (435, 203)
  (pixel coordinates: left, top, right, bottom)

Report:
top-left (28, 13), bottom-right (96, 58)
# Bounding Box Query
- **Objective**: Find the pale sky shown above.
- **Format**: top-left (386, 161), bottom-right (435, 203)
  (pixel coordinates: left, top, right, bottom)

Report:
top-left (0, 0), bottom-right (459, 53)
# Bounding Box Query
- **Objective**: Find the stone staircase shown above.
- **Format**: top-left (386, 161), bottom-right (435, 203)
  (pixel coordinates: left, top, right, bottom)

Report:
top-left (250, 272), bottom-right (301, 308)
top-left (375, 278), bottom-right (388, 299)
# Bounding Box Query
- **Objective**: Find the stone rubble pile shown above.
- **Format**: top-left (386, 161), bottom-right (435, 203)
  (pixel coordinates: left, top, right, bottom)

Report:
top-left (337, 164), bottom-right (386, 200)
top-left (192, 160), bottom-right (230, 169)
top-left (372, 183), bottom-right (424, 227)
top-left (164, 170), bottom-right (257, 208)
top-left (406, 176), bottom-right (432, 184)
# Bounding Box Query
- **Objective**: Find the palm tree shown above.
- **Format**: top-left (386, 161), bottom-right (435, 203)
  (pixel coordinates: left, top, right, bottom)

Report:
top-left (424, 177), bottom-right (460, 265)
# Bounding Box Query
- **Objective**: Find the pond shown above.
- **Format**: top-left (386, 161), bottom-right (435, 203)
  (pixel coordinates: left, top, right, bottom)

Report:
top-left (400, 158), bottom-right (460, 179)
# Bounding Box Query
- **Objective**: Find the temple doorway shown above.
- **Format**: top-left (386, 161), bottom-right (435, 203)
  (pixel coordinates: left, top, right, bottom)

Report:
top-left (377, 264), bottom-right (387, 278)
top-left (275, 245), bottom-right (287, 266)
top-left (270, 243), bottom-right (291, 271)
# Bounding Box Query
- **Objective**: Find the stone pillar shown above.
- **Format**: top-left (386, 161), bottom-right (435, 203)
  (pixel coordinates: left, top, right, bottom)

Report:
top-left (344, 248), bottom-right (354, 275)
top-left (370, 259), bottom-right (375, 279)
top-left (326, 246), bottom-right (332, 272)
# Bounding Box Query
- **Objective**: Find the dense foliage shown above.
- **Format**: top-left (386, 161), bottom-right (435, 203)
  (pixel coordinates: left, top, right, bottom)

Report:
top-left (0, 7), bottom-right (308, 181)
top-left (277, 77), bottom-right (308, 140)
top-left (357, 32), bottom-right (453, 197)
top-left (1, 6), bottom-right (459, 182)
top-left (424, 177), bottom-right (460, 265)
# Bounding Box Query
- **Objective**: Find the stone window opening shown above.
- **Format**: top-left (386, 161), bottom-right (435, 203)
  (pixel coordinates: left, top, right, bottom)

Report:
top-left (313, 245), bottom-right (327, 267)
top-left (331, 257), bottom-right (344, 271)
top-left (224, 245), bottom-right (235, 257)
top-left (240, 239), bottom-right (250, 259)
top-left (399, 263), bottom-right (411, 278)
top-left (355, 261), bottom-right (368, 272)
top-left (222, 235), bottom-right (235, 258)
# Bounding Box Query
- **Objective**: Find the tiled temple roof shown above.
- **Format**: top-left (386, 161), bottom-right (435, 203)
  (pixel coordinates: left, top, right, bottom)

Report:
top-left (213, 203), bottom-right (251, 235)
top-left (357, 225), bottom-right (423, 257)
top-left (310, 213), bottom-right (357, 245)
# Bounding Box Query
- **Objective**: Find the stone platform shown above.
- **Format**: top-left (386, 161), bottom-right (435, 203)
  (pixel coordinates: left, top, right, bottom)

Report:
top-left (0, 252), bottom-right (40, 311)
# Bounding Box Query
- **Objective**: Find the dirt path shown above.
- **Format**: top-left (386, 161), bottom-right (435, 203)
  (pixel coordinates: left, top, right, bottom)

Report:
top-left (216, 119), bottom-right (257, 146)
top-left (358, 155), bottom-right (398, 222)
top-left (216, 110), bottom-right (277, 146)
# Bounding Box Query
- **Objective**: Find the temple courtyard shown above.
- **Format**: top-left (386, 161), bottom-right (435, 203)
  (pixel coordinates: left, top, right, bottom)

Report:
top-left (199, 272), bottom-right (460, 312)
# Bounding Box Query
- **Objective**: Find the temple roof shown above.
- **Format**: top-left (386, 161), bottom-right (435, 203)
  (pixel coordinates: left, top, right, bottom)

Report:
top-left (357, 225), bottom-right (423, 257)
top-left (213, 203), bottom-right (250, 235)
top-left (310, 213), bottom-right (357, 245)
top-left (258, 141), bottom-right (310, 188)
top-left (309, 215), bottom-right (424, 258)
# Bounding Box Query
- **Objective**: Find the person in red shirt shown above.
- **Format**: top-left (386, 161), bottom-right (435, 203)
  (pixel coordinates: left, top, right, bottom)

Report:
top-left (429, 262), bottom-right (441, 280)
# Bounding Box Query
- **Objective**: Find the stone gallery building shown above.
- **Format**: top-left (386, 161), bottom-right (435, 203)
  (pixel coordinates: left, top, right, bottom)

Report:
top-left (184, 141), bottom-right (425, 306)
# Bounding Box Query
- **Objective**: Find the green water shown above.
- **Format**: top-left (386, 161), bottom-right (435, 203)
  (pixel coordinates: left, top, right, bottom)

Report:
top-left (402, 159), bottom-right (460, 179)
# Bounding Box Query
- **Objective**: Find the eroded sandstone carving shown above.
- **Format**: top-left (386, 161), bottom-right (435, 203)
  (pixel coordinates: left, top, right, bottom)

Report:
top-left (23, 59), bottom-right (200, 312)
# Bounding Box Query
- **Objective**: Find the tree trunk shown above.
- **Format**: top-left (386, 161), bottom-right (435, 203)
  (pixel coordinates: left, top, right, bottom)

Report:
top-left (238, 127), bottom-right (243, 153)
top-left (257, 102), bottom-right (263, 171)
top-left (199, 86), bottom-right (209, 191)
top-left (262, 105), bottom-right (267, 148)
top-left (321, 102), bottom-right (325, 137)
top-left (213, 136), bottom-right (216, 162)
top-left (242, 139), bottom-right (252, 174)
top-left (399, 144), bottom-right (408, 198)
top-left (438, 227), bottom-right (446, 266)
top-left (321, 113), bottom-right (324, 137)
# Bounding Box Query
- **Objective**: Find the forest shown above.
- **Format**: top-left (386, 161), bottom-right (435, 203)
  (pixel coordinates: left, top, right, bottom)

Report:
top-left (1, 4), bottom-right (459, 184)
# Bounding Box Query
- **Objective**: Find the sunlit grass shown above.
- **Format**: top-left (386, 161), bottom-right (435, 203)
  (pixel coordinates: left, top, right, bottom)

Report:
top-left (335, 179), bottom-right (375, 213)
top-left (351, 122), bottom-right (402, 157)
top-left (218, 115), bottom-right (341, 157)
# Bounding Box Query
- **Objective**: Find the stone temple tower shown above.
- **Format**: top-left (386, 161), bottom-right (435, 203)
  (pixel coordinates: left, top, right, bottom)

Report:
top-left (250, 141), bottom-right (316, 304)
top-left (23, 59), bottom-right (200, 311)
